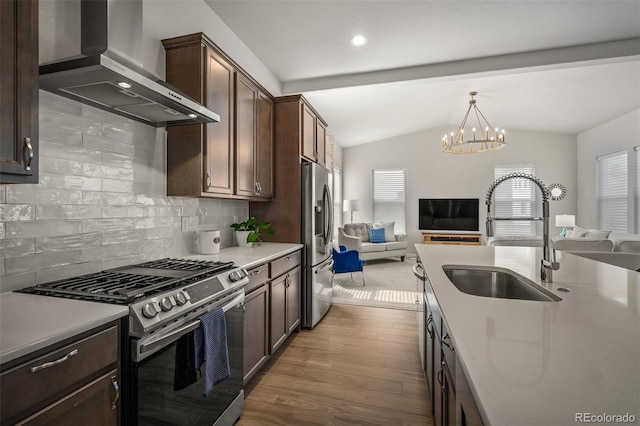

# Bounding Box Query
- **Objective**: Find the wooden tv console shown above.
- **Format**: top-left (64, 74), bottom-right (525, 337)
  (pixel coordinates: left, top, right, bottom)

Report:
top-left (421, 232), bottom-right (482, 246)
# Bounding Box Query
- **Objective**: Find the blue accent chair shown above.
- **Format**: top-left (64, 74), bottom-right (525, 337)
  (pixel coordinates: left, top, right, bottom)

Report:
top-left (331, 245), bottom-right (365, 286)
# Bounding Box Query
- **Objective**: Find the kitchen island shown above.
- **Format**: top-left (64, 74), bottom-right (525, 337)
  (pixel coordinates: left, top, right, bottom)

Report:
top-left (415, 244), bottom-right (639, 426)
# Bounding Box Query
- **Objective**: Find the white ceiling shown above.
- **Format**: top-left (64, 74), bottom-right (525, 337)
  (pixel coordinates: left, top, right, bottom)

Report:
top-left (205, 1), bottom-right (640, 147)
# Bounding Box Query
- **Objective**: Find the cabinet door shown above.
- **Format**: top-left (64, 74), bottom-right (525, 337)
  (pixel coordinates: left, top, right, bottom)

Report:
top-left (434, 336), bottom-right (444, 426)
top-left (269, 275), bottom-right (287, 354)
top-left (456, 357), bottom-right (484, 426)
top-left (316, 121), bottom-right (326, 166)
top-left (204, 47), bottom-right (234, 195)
top-left (0, 0), bottom-right (39, 184)
top-left (285, 266), bottom-right (301, 334)
top-left (235, 74), bottom-right (257, 197)
top-left (444, 367), bottom-right (456, 426)
top-left (425, 300), bottom-right (435, 413)
top-left (243, 285), bottom-right (269, 385)
top-left (301, 103), bottom-right (316, 162)
top-left (17, 370), bottom-right (119, 426)
top-left (255, 92), bottom-right (273, 198)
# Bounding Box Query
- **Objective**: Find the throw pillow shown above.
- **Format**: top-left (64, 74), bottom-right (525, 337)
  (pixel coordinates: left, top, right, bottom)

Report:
top-left (583, 230), bottom-right (611, 239)
top-left (382, 222), bottom-right (396, 242)
top-left (569, 225), bottom-right (589, 238)
top-left (368, 227), bottom-right (386, 243)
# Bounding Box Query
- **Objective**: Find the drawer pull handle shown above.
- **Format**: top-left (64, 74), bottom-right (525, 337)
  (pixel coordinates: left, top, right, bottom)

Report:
top-left (110, 375), bottom-right (120, 410)
top-left (284, 256), bottom-right (291, 261)
top-left (24, 137), bottom-right (34, 171)
top-left (442, 333), bottom-right (455, 352)
top-left (251, 269), bottom-right (261, 275)
top-left (30, 349), bottom-right (78, 373)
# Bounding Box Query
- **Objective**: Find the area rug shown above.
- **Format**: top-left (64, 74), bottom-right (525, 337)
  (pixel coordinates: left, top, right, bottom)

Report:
top-left (331, 257), bottom-right (422, 311)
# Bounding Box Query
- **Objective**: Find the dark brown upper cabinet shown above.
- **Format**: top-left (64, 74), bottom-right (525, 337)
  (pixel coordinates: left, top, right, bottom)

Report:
top-left (0, 0), bottom-right (39, 184)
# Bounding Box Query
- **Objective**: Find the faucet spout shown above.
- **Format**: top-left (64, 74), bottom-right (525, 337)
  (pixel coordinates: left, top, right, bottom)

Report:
top-left (485, 172), bottom-right (559, 283)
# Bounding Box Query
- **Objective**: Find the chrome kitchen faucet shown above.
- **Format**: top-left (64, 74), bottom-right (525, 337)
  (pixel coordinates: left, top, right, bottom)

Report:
top-left (485, 172), bottom-right (560, 283)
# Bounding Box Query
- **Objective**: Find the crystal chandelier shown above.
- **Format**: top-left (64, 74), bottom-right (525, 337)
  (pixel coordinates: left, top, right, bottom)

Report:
top-left (442, 91), bottom-right (506, 154)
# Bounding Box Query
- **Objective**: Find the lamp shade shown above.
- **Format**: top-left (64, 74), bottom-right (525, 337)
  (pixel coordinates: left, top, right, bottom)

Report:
top-left (555, 214), bottom-right (575, 228)
top-left (343, 199), bottom-right (359, 212)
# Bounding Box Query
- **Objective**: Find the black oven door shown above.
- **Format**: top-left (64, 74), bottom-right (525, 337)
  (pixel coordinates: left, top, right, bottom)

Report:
top-left (128, 293), bottom-right (244, 426)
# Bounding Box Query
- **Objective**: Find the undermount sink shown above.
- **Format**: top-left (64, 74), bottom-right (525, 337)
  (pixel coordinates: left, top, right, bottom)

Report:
top-left (442, 265), bottom-right (562, 302)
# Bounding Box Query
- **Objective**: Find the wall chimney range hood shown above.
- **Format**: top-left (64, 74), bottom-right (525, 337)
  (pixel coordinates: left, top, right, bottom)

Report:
top-left (39, 0), bottom-right (219, 127)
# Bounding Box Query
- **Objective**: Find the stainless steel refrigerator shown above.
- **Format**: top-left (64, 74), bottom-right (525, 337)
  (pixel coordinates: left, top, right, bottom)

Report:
top-left (301, 161), bottom-right (334, 329)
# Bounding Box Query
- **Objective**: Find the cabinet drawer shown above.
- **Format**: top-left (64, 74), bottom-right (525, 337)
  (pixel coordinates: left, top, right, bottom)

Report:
top-left (245, 263), bottom-right (269, 294)
top-left (270, 251), bottom-right (301, 278)
top-left (1, 325), bottom-right (119, 423)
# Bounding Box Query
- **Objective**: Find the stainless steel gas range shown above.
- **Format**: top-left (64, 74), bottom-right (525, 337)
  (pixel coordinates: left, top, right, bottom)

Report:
top-left (20, 258), bottom-right (249, 426)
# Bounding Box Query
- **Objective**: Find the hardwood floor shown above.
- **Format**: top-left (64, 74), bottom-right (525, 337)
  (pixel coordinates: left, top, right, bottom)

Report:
top-left (237, 304), bottom-right (433, 425)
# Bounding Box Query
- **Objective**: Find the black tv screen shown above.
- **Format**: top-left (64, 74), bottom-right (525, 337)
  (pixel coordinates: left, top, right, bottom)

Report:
top-left (419, 198), bottom-right (479, 231)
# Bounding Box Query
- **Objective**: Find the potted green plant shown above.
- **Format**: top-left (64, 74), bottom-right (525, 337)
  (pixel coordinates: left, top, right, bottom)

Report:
top-left (230, 217), bottom-right (275, 247)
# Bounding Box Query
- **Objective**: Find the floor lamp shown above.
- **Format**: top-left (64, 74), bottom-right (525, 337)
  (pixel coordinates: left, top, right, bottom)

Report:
top-left (343, 199), bottom-right (359, 224)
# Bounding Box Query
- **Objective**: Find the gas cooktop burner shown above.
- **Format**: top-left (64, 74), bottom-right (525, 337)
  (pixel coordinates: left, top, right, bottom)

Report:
top-left (18, 258), bottom-right (237, 304)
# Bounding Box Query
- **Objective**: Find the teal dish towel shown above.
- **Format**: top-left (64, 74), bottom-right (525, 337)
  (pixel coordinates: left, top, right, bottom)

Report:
top-left (194, 307), bottom-right (231, 396)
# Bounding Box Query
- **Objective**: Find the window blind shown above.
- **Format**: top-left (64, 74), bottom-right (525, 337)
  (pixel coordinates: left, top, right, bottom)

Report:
top-left (597, 150), bottom-right (628, 232)
top-left (373, 169), bottom-right (406, 234)
top-left (493, 165), bottom-right (536, 236)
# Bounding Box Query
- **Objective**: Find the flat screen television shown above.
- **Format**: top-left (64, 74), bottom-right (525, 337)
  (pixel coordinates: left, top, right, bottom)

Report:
top-left (419, 198), bottom-right (479, 232)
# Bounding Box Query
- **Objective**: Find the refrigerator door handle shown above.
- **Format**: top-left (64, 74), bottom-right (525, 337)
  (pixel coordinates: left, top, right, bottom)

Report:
top-left (316, 259), bottom-right (334, 273)
top-left (322, 183), bottom-right (333, 245)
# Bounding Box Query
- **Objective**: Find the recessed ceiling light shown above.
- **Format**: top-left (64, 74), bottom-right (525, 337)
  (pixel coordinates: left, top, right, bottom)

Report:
top-left (350, 35), bottom-right (367, 47)
top-left (117, 81), bottom-right (132, 89)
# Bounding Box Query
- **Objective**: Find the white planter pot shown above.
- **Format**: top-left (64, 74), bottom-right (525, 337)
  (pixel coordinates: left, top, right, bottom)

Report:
top-left (235, 230), bottom-right (254, 247)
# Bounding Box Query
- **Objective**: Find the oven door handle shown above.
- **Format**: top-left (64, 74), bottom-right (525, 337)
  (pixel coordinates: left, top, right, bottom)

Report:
top-left (137, 292), bottom-right (244, 361)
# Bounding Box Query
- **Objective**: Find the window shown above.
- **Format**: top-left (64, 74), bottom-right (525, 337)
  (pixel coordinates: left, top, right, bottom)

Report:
top-left (373, 169), bottom-right (406, 234)
top-left (332, 168), bottom-right (342, 237)
top-left (597, 150), bottom-right (628, 232)
top-left (493, 165), bottom-right (536, 236)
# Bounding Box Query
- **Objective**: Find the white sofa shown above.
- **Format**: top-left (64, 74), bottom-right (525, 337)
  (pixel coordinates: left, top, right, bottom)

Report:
top-left (338, 222), bottom-right (408, 261)
top-left (552, 228), bottom-right (640, 253)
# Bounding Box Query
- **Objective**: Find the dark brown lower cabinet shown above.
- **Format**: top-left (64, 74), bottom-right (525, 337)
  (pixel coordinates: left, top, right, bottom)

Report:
top-left (0, 322), bottom-right (120, 425)
top-left (270, 266), bottom-right (301, 354)
top-left (17, 370), bottom-right (119, 426)
top-left (243, 284), bottom-right (269, 385)
top-left (456, 358), bottom-right (484, 426)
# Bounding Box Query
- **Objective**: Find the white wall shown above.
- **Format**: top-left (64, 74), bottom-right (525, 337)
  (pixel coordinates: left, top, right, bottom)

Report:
top-left (576, 108), bottom-right (640, 231)
top-left (143, 0), bottom-right (282, 96)
top-left (342, 127), bottom-right (577, 253)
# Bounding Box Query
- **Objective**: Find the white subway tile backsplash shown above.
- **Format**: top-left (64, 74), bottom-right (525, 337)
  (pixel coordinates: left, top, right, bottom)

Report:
top-left (40, 141), bottom-right (101, 163)
top-left (134, 216), bottom-right (181, 229)
top-left (6, 220), bottom-right (83, 238)
top-left (36, 233), bottom-right (102, 253)
top-left (36, 205), bottom-right (102, 220)
top-left (39, 123), bottom-right (83, 147)
top-left (34, 261), bottom-right (101, 285)
top-left (83, 134), bottom-right (134, 156)
top-left (6, 187), bottom-right (82, 205)
top-left (39, 173), bottom-right (102, 191)
top-left (39, 157), bottom-right (84, 175)
top-left (0, 204), bottom-right (34, 221)
top-left (0, 239), bottom-right (35, 257)
top-left (6, 249), bottom-right (84, 275)
top-left (83, 191), bottom-right (134, 205)
top-left (83, 218), bottom-right (134, 233)
top-left (1, 93), bottom-right (249, 292)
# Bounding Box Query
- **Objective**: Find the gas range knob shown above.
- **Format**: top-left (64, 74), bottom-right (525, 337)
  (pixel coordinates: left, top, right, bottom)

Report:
top-left (175, 292), bottom-right (189, 306)
top-left (142, 303), bottom-right (158, 319)
top-left (228, 271), bottom-right (241, 282)
top-left (160, 296), bottom-right (174, 312)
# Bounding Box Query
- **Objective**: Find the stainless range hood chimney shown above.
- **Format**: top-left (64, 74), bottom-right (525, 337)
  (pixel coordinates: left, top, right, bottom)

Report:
top-left (39, 0), bottom-right (219, 127)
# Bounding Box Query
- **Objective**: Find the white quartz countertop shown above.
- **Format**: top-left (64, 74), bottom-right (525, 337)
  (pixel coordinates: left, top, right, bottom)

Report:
top-left (0, 292), bottom-right (128, 365)
top-left (184, 242), bottom-right (303, 269)
top-left (415, 244), bottom-right (640, 426)
top-left (0, 243), bottom-right (301, 366)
